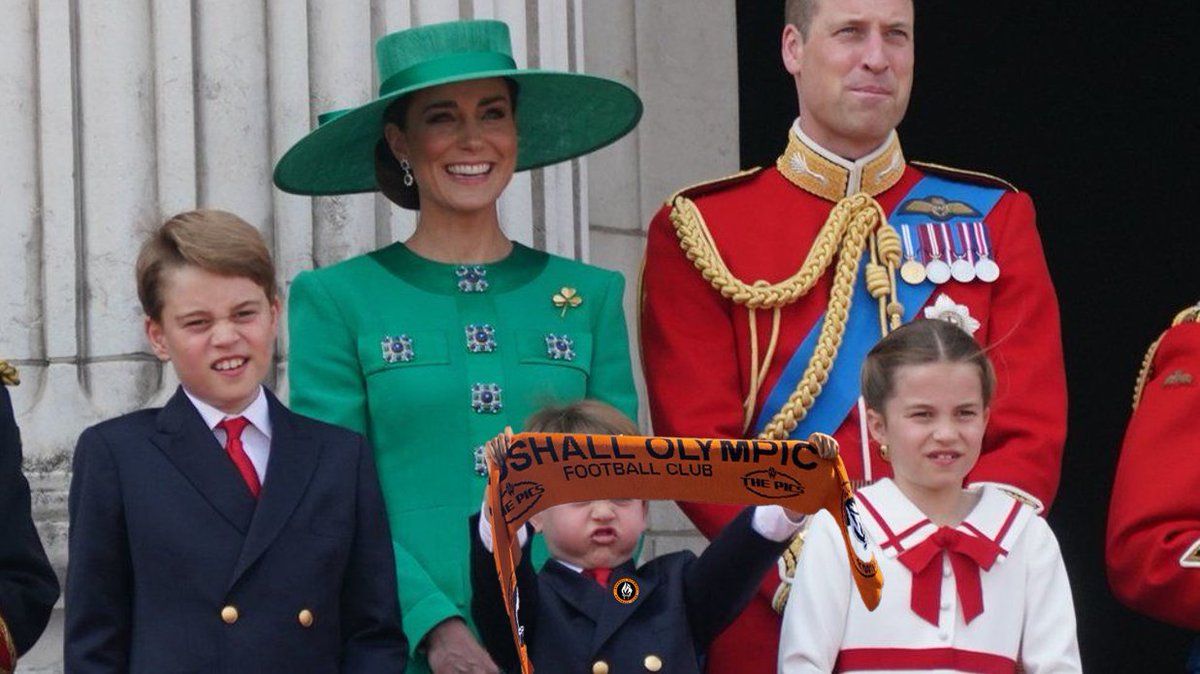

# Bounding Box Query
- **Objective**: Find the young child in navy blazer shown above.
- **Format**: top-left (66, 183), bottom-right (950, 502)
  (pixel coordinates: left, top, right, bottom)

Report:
top-left (470, 400), bottom-right (832, 674)
top-left (64, 210), bottom-right (408, 673)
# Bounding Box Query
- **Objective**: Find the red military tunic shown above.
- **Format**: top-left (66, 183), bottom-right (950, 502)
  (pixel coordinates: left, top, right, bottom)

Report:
top-left (1107, 306), bottom-right (1200, 629)
top-left (640, 126), bottom-right (1066, 674)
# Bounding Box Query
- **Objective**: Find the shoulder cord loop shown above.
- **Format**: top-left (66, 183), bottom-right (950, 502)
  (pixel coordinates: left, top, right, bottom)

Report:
top-left (669, 192), bottom-right (902, 440)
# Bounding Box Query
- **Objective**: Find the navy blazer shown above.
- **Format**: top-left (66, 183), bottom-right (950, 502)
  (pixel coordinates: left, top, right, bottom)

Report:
top-left (471, 508), bottom-right (788, 674)
top-left (0, 384), bottom-right (59, 663)
top-left (65, 387), bottom-right (408, 673)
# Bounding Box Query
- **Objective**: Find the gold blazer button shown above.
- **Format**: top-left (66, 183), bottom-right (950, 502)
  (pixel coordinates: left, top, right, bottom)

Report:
top-left (298, 609), bottom-right (314, 628)
top-left (220, 605), bottom-right (239, 624)
top-left (644, 654), bottom-right (663, 671)
top-left (592, 660), bottom-right (610, 674)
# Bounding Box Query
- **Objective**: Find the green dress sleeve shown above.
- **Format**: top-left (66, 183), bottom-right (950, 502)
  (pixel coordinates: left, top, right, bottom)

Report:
top-left (586, 271), bottom-right (639, 423)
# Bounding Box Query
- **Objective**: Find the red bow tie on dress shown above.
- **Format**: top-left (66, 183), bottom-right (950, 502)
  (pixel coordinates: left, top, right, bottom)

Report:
top-left (897, 526), bottom-right (1003, 626)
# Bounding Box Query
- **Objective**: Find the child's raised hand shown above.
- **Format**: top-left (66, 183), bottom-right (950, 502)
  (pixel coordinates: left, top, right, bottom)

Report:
top-left (485, 426), bottom-right (515, 470)
top-left (806, 432), bottom-right (839, 460)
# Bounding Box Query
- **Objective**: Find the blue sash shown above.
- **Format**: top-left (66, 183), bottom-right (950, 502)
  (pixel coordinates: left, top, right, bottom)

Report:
top-left (752, 175), bottom-right (1005, 438)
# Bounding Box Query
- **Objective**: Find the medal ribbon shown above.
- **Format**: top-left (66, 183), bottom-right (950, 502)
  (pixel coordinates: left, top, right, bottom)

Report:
top-left (901, 224), bottom-right (922, 262)
top-left (973, 221), bottom-right (993, 260)
top-left (938, 223), bottom-right (954, 265)
top-left (924, 224), bottom-right (942, 262)
top-left (957, 222), bottom-right (976, 265)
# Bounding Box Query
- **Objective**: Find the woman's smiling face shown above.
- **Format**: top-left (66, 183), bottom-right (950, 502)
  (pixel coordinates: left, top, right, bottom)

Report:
top-left (385, 77), bottom-right (518, 219)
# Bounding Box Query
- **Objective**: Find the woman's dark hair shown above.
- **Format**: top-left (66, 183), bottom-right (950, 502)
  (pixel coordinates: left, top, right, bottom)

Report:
top-left (374, 78), bottom-right (521, 210)
top-left (860, 319), bottom-right (996, 411)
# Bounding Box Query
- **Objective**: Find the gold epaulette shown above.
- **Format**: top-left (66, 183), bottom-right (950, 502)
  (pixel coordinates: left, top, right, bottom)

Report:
top-left (665, 167), bottom-right (764, 206)
top-left (910, 160), bottom-right (1018, 192)
top-left (1132, 302), bottom-right (1200, 409)
top-left (0, 360), bottom-right (18, 387)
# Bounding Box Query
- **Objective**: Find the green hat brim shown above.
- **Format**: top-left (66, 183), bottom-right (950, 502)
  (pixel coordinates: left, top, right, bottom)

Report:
top-left (273, 69), bottom-right (642, 196)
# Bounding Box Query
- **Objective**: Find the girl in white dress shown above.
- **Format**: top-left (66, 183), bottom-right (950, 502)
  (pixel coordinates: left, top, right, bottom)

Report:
top-left (778, 319), bottom-right (1081, 673)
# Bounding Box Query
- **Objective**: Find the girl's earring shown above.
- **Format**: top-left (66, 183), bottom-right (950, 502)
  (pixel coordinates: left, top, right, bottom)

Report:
top-left (878, 444), bottom-right (890, 462)
top-left (400, 158), bottom-right (415, 187)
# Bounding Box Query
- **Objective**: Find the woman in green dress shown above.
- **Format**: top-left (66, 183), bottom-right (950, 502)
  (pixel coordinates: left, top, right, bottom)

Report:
top-left (273, 19), bottom-right (642, 674)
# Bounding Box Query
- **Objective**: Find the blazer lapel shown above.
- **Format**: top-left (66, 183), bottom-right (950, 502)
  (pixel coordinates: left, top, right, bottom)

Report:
top-left (541, 561), bottom-right (604, 624)
top-left (151, 388), bottom-right (257, 534)
top-left (589, 560), bottom-right (655, 654)
top-left (230, 391), bottom-right (319, 583)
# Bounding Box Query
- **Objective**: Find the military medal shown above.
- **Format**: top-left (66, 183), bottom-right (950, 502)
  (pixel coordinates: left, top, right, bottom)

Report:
top-left (950, 222), bottom-right (976, 283)
top-left (972, 221), bottom-right (1000, 283)
top-left (899, 224), bottom-right (927, 285)
top-left (922, 224), bottom-right (951, 285)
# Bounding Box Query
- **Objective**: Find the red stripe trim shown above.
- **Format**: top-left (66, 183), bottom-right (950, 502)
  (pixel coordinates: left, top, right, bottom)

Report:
top-left (856, 492), bottom-right (904, 552)
top-left (857, 492), bottom-right (932, 553)
top-left (992, 501), bottom-right (1022, 552)
top-left (836, 647), bottom-right (1016, 673)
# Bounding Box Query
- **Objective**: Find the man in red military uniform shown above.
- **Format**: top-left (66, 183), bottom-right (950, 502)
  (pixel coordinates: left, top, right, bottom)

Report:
top-left (640, 0), bottom-right (1066, 671)
top-left (1108, 304), bottom-right (1200, 667)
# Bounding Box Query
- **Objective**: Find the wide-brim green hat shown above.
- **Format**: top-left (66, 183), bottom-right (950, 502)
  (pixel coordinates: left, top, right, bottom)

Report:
top-left (273, 19), bottom-right (643, 196)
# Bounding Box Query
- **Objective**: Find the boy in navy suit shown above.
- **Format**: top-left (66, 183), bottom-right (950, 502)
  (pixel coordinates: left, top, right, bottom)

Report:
top-left (65, 210), bottom-right (408, 673)
top-left (471, 401), bottom-right (830, 674)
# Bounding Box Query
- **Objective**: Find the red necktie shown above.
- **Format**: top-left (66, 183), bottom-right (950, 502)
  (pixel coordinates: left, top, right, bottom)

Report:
top-left (583, 567), bottom-right (611, 587)
top-left (897, 526), bottom-right (1002, 626)
top-left (218, 417), bottom-right (261, 498)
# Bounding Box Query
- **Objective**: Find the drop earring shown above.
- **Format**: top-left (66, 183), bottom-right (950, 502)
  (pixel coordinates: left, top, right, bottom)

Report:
top-left (400, 158), bottom-right (415, 187)
top-left (878, 444), bottom-right (890, 461)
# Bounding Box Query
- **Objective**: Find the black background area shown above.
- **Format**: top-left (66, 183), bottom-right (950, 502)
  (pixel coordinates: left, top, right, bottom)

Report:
top-left (736, 2), bottom-right (1200, 670)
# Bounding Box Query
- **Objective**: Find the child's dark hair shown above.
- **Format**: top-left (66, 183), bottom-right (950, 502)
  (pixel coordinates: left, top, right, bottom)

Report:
top-left (861, 319), bottom-right (996, 410)
top-left (524, 399), bottom-right (638, 436)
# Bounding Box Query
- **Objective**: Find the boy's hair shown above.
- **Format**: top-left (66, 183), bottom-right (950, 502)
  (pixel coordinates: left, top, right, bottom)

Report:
top-left (136, 209), bottom-right (278, 321)
top-left (861, 319), bottom-right (996, 410)
top-left (524, 399), bottom-right (638, 436)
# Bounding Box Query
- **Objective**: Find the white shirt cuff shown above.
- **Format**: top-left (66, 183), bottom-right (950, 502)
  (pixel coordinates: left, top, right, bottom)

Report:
top-left (752, 504), bottom-right (807, 542)
top-left (478, 501), bottom-right (529, 552)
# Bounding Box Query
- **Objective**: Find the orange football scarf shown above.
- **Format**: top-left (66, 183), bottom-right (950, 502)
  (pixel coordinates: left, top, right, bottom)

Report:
top-left (485, 433), bottom-right (883, 674)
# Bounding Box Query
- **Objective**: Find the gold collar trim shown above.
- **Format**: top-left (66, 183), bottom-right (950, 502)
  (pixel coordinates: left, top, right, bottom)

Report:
top-left (776, 126), bottom-right (905, 202)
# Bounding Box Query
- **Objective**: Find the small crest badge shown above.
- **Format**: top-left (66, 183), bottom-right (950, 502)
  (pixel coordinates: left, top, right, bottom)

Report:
top-left (612, 577), bottom-right (640, 604)
top-left (899, 195), bottom-right (981, 222)
top-left (1163, 369), bottom-right (1194, 388)
top-left (923, 294), bottom-right (980, 336)
top-left (381, 335), bottom-right (414, 363)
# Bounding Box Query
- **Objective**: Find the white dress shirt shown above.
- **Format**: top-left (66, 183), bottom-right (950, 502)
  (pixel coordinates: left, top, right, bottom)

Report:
top-left (184, 386), bottom-right (273, 484)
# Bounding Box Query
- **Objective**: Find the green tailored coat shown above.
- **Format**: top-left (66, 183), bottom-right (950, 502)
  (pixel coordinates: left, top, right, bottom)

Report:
top-left (287, 241), bottom-right (638, 671)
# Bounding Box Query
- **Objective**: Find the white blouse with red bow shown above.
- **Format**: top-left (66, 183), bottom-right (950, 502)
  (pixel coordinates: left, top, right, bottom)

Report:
top-left (778, 479), bottom-right (1081, 674)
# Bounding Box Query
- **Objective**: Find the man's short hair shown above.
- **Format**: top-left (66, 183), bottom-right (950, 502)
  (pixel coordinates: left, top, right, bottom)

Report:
top-left (785, 0), bottom-right (819, 39)
top-left (136, 209), bottom-right (278, 321)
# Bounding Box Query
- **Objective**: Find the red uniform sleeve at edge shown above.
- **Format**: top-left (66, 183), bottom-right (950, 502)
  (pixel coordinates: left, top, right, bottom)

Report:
top-left (1107, 322), bottom-right (1200, 629)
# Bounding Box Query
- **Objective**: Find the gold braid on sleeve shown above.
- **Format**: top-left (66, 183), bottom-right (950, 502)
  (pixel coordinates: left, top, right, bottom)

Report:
top-left (669, 192), bottom-right (902, 441)
top-left (1132, 302), bottom-right (1200, 410)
